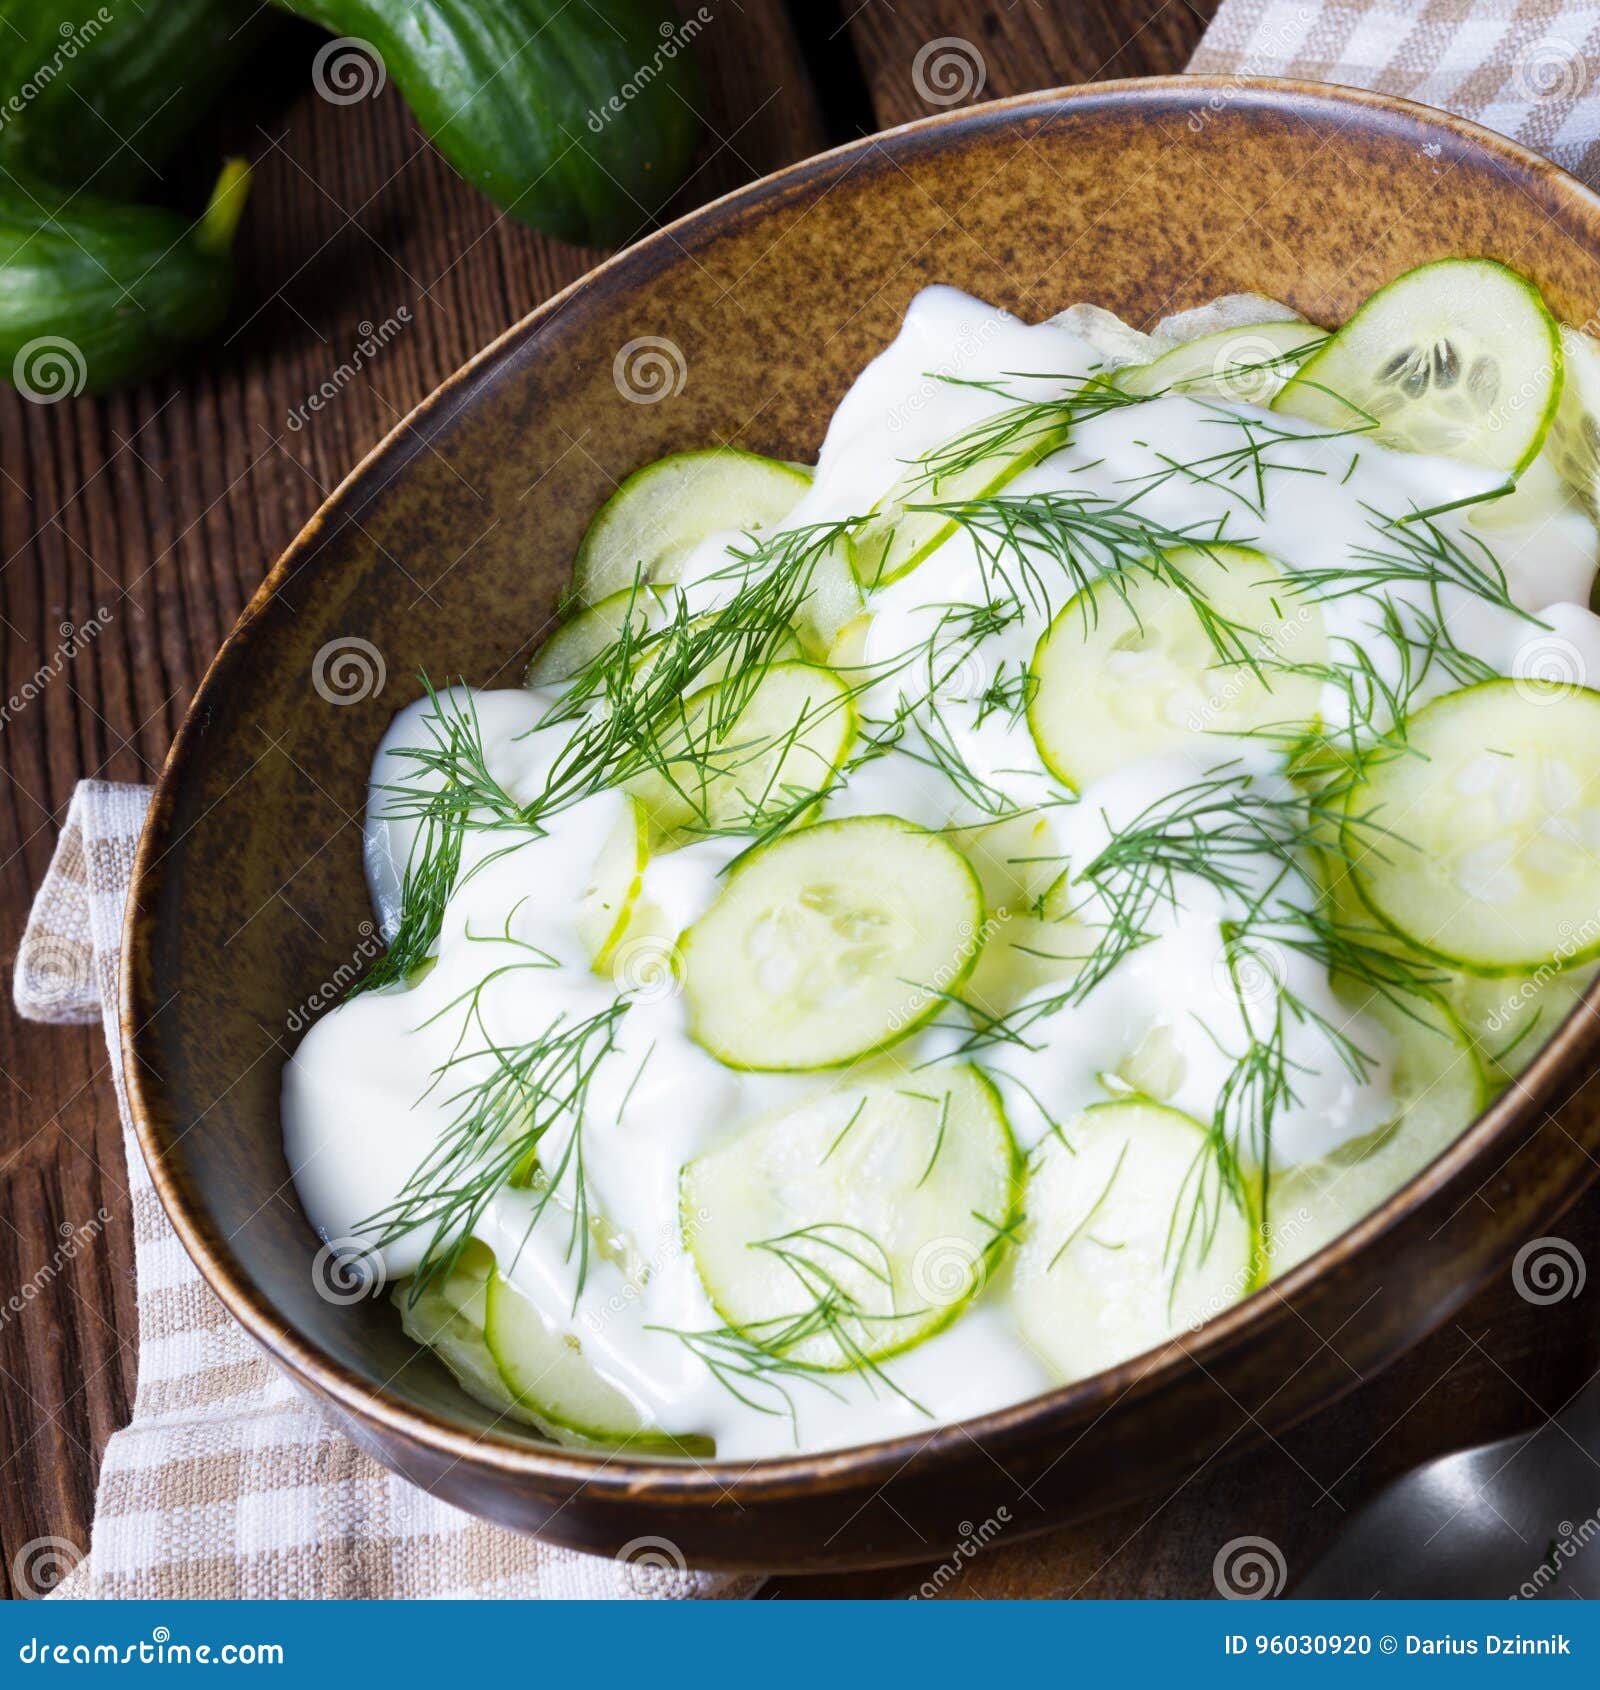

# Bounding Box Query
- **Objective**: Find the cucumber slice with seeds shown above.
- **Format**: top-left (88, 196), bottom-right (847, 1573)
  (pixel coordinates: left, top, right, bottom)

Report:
top-left (572, 449), bottom-right (810, 606)
top-left (1269, 984), bottom-right (1487, 1272)
top-left (680, 815), bottom-right (986, 1070)
top-left (1273, 258), bottom-right (1560, 475)
top-left (1011, 1100), bottom-right (1254, 1382)
top-left (1027, 544), bottom-right (1325, 790)
top-left (1114, 320), bottom-right (1328, 405)
top-left (682, 1065), bottom-right (1018, 1368)
top-left (627, 660), bottom-right (855, 845)
top-left (1344, 680), bottom-right (1600, 974)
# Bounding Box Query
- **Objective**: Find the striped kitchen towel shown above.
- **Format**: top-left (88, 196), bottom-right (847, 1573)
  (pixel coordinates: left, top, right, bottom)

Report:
top-left (12, 781), bottom-right (760, 1601)
top-left (1188, 0), bottom-right (1600, 184)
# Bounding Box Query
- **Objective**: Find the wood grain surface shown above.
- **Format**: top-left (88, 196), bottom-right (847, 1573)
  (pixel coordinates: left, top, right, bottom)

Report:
top-left (2, 0), bottom-right (1596, 1602)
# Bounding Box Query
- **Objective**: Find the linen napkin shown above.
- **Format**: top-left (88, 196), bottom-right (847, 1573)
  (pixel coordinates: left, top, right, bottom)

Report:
top-left (12, 781), bottom-right (759, 1601)
top-left (1189, 0), bottom-right (1600, 183)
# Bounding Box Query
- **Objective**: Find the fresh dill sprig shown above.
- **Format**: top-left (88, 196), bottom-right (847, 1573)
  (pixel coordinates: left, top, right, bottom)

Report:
top-left (1292, 502), bottom-right (1540, 621)
top-left (1048, 1141), bottom-right (1128, 1271)
top-left (973, 661), bottom-right (1037, 728)
top-left (647, 1217), bottom-right (934, 1434)
top-left (351, 679), bottom-right (538, 998)
top-left (1117, 403), bottom-right (1365, 518)
top-left (924, 490), bottom-right (1260, 669)
top-left (904, 371), bottom-right (1144, 488)
top-left (362, 992), bottom-right (629, 1305)
top-left (529, 526), bottom-right (858, 822)
top-left (643, 1320), bottom-right (844, 1431)
top-left (1245, 598), bottom-right (1495, 785)
top-left (745, 1220), bottom-right (931, 1411)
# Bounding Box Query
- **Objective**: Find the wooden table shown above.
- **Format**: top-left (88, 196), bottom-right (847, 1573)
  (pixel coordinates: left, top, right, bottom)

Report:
top-left (3, 0), bottom-right (1597, 1601)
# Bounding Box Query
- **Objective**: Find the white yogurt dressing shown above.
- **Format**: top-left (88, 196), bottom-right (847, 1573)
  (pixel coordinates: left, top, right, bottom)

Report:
top-left (283, 286), bottom-right (1600, 1459)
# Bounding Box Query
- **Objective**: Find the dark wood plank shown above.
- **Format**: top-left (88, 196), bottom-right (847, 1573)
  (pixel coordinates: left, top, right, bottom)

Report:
top-left (843, 0), bottom-right (1221, 130)
top-left (0, 0), bottom-right (826, 1598)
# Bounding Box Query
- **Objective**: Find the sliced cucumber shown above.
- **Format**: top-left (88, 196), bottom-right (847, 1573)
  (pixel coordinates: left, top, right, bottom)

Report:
top-left (526, 586), bottom-right (666, 688)
top-left (682, 1065), bottom-right (1018, 1367)
top-left (790, 538), bottom-right (866, 658)
top-left (1344, 680), bottom-right (1600, 973)
top-left (824, 608), bottom-right (873, 671)
top-left (852, 414), bottom-right (1071, 589)
top-left (1011, 1100), bottom-right (1254, 1382)
top-left (1545, 322), bottom-right (1600, 518)
top-left (1463, 451), bottom-right (1582, 536)
top-left (572, 449), bottom-right (810, 606)
top-left (1114, 320), bottom-right (1328, 405)
top-left (1027, 544), bottom-right (1325, 790)
top-left (394, 1242), bottom-right (538, 1426)
top-left (679, 815), bottom-right (986, 1070)
top-left (964, 909), bottom-right (1087, 1021)
top-left (1273, 258), bottom-right (1560, 475)
top-left (1323, 852), bottom-right (1596, 1084)
top-left (628, 612), bottom-right (805, 700)
top-left (948, 810), bottom-right (1063, 911)
top-left (627, 660), bottom-right (855, 845)
top-left (484, 1267), bottom-right (711, 1454)
top-left (1269, 984), bottom-right (1487, 1271)
top-left (1151, 293), bottom-right (1305, 350)
top-left (1049, 302), bottom-right (1156, 367)
top-left (575, 797), bottom-right (647, 969)
top-left (1443, 962), bottom-right (1598, 1085)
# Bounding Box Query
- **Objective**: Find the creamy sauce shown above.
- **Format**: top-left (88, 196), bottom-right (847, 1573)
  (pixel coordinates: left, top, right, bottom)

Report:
top-left (283, 286), bottom-right (1600, 1459)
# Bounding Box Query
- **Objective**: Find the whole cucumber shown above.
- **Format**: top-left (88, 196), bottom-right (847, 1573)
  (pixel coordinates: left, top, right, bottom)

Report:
top-left (0, 2), bottom-right (273, 196)
top-left (273, 0), bottom-right (703, 246)
top-left (0, 162), bottom-right (250, 396)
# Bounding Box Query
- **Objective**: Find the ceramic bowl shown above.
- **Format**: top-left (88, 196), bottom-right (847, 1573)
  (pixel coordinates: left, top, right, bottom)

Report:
top-left (124, 77), bottom-right (1600, 1570)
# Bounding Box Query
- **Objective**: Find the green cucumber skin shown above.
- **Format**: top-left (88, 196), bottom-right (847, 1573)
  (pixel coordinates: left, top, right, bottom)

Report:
top-left (827, 1067), bottom-right (1024, 1371)
top-left (0, 1), bottom-right (272, 197)
top-left (0, 171), bottom-right (237, 394)
top-left (1347, 868), bottom-right (1600, 979)
top-left (1275, 257), bottom-right (1562, 477)
top-left (481, 1272), bottom-right (711, 1455)
top-left (1341, 678), bottom-right (1600, 978)
top-left (679, 1066), bottom-right (1024, 1372)
top-left (682, 815), bottom-right (989, 1073)
top-left (274, 0), bottom-right (703, 247)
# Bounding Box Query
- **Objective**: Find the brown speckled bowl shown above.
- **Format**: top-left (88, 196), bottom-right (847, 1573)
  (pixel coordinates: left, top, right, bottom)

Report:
top-left (124, 77), bottom-right (1600, 1571)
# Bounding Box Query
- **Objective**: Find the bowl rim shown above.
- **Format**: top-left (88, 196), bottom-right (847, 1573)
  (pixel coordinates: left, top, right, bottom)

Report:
top-left (122, 72), bottom-right (1600, 1502)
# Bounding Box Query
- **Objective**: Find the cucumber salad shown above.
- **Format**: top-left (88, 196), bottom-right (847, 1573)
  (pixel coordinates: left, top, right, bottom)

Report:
top-left (283, 259), bottom-right (1600, 1460)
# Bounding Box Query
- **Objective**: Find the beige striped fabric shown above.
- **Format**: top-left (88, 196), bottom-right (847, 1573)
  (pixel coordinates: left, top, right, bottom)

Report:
top-left (1189, 0), bottom-right (1600, 184)
top-left (14, 783), bottom-right (760, 1600)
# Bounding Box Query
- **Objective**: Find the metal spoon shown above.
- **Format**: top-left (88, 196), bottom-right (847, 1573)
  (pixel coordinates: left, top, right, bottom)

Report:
top-left (1292, 1376), bottom-right (1600, 1598)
